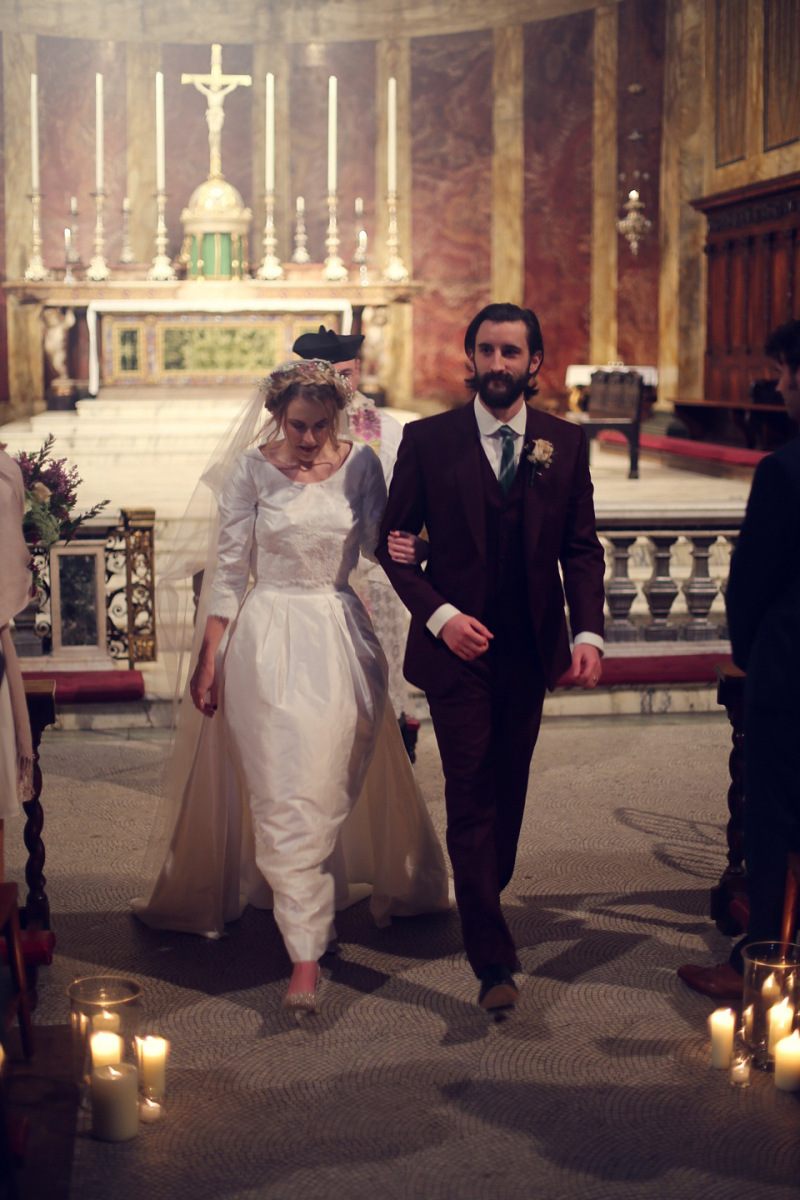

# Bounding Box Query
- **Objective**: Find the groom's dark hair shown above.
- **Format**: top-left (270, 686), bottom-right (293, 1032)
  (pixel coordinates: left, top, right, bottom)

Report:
top-left (464, 303), bottom-right (545, 398)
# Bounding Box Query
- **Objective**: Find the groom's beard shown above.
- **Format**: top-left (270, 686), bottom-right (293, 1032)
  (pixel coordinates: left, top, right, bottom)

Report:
top-left (476, 369), bottom-right (529, 409)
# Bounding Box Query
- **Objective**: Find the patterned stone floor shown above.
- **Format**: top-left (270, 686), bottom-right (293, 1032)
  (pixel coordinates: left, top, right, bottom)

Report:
top-left (5, 714), bottom-right (800, 1199)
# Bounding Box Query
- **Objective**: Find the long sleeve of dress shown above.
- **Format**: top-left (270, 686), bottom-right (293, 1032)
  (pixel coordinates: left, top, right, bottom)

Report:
top-left (206, 456), bottom-right (258, 621)
top-left (357, 447), bottom-right (387, 564)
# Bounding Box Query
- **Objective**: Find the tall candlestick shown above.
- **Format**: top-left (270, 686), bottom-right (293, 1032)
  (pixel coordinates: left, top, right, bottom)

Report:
top-left (265, 73), bottom-right (275, 192)
top-left (387, 76), bottom-right (397, 195)
top-left (327, 75), bottom-right (337, 194)
top-left (95, 74), bottom-right (104, 193)
top-left (155, 71), bottom-right (166, 193)
top-left (30, 75), bottom-right (40, 193)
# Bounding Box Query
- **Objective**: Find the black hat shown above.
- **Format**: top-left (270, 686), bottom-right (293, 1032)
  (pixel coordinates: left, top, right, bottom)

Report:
top-left (292, 325), bottom-right (364, 364)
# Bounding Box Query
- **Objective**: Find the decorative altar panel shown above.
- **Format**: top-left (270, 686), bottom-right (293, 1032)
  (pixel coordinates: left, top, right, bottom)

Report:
top-left (764, 0), bottom-right (800, 153)
top-left (693, 172), bottom-right (800, 400)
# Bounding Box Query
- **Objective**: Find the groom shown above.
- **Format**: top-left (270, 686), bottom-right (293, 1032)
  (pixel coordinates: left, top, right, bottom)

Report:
top-left (377, 303), bottom-right (606, 1010)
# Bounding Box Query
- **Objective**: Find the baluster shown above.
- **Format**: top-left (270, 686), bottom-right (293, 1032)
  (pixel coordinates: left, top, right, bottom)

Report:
top-left (642, 534), bottom-right (679, 640)
top-left (682, 534), bottom-right (722, 640)
top-left (604, 535), bottom-right (640, 641)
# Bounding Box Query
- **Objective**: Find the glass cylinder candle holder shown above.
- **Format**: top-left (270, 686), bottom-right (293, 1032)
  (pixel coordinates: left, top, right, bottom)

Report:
top-left (741, 942), bottom-right (800, 1069)
top-left (68, 975), bottom-right (142, 1094)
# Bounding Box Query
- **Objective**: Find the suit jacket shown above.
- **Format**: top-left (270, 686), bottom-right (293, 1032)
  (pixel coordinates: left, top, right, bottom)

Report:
top-left (376, 401), bottom-right (606, 694)
top-left (726, 435), bottom-right (800, 712)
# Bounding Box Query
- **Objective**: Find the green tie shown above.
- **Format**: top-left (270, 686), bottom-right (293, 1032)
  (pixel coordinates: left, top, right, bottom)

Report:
top-left (498, 425), bottom-right (516, 495)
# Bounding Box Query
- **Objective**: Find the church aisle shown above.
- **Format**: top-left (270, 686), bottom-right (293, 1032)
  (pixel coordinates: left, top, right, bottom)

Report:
top-left (4, 715), bottom-right (799, 1200)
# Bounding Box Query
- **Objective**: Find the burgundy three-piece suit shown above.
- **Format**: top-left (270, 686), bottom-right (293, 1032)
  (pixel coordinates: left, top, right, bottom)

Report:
top-left (377, 401), bottom-right (606, 975)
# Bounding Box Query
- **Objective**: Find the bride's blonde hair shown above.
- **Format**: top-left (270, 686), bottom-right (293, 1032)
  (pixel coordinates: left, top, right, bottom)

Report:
top-left (259, 359), bottom-right (349, 448)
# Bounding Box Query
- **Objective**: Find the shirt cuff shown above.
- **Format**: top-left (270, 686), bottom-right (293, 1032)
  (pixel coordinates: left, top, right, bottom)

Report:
top-left (427, 603), bottom-right (461, 637)
top-left (574, 631), bottom-right (605, 654)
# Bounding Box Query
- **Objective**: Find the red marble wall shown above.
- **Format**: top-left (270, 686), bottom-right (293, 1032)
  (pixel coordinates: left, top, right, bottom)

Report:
top-left (410, 32), bottom-right (493, 406)
top-left (524, 11), bottom-right (594, 405)
top-left (288, 42), bottom-right (377, 269)
top-left (616, 0), bottom-right (665, 367)
top-left (0, 38), bottom-right (7, 409)
top-left (38, 37), bottom-right (128, 268)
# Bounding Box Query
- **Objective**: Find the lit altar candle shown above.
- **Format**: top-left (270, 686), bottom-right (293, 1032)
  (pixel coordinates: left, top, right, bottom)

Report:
top-left (709, 1007), bottom-right (735, 1068)
top-left (64, 227), bottom-right (71, 260)
top-left (30, 74), bottom-right (40, 193)
top-left (155, 71), bottom-right (166, 193)
top-left (91, 1063), bottom-right (139, 1141)
top-left (265, 72), bottom-right (275, 192)
top-left (774, 1030), bottom-right (800, 1090)
top-left (92, 1009), bottom-right (120, 1034)
top-left (327, 75), bottom-right (337, 194)
top-left (768, 997), bottom-right (794, 1054)
top-left (90, 1030), bottom-right (122, 1069)
top-left (70, 195), bottom-right (78, 216)
top-left (355, 196), bottom-right (363, 218)
top-left (95, 73), bottom-right (104, 193)
top-left (387, 76), bottom-right (397, 195)
top-left (136, 1035), bottom-right (168, 1100)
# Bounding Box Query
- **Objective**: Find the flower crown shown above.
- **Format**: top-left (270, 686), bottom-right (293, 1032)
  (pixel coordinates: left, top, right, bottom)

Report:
top-left (260, 358), bottom-right (349, 413)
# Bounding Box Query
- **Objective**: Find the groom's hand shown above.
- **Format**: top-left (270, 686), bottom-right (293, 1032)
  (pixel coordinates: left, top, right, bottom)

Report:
top-left (441, 614), bottom-right (493, 660)
top-left (557, 644), bottom-right (602, 689)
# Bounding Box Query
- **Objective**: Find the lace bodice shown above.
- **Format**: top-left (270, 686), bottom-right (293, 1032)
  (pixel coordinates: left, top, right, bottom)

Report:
top-left (207, 443), bottom-right (386, 619)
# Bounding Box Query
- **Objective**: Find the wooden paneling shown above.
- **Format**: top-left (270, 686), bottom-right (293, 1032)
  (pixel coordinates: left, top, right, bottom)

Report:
top-left (693, 171), bottom-right (800, 401)
top-left (715, 0), bottom-right (748, 167)
top-left (764, 0), bottom-right (800, 151)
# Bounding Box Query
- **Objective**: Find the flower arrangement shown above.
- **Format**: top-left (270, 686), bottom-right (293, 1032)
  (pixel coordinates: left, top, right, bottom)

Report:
top-left (14, 434), bottom-right (109, 555)
top-left (525, 438), bottom-right (555, 486)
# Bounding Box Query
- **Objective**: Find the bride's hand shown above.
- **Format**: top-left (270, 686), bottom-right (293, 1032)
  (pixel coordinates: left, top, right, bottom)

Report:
top-left (388, 530), bottom-right (429, 566)
top-left (190, 655), bottom-right (218, 717)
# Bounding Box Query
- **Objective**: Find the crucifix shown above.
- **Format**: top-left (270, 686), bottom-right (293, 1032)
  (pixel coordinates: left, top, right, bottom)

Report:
top-left (181, 44), bottom-right (252, 180)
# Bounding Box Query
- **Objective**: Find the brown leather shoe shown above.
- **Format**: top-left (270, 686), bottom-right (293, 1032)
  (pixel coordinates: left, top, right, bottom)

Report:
top-left (478, 965), bottom-right (519, 1011)
top-left (677, 961), bottom-right (743, 1001)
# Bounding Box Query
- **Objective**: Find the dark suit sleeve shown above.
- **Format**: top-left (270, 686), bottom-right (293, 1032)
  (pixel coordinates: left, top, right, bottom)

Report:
top-left (376, 425), bottom-right (450, 624)
top-left (558, 432), bottom-right (606, 639)
top-left (726, 453), bottom-right (798, 671)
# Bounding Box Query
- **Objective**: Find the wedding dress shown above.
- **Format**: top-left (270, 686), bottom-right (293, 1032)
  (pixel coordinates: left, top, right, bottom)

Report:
top-left (134, 439), bottom-right (450, 950)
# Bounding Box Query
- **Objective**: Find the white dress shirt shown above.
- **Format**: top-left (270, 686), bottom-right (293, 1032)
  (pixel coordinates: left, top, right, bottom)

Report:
top-left (426, 397), bottom-right (604, 654)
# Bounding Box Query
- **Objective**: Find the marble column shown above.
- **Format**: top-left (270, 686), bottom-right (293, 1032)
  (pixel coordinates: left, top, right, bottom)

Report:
top-left (659, 0), bottom-right (706, 406)
top-left (491, 26), bottom-right (524, 305)
top-left (126, 43), bottom-right (160, 265)
top-left (376, 38), bottom-right (413, 409)
top-left (590, 4), bottom-right (618, 366)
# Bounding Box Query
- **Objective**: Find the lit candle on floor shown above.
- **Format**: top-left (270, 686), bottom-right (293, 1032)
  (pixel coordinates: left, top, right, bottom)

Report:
top-left (709, 1007), bottom-right (735, 1068)
top-left (774, 1030), bottom-right (800, 1091)
top-left (91, 1063), bottom-right (139, 1141)
top-left (768, 997), bottom-right (794, 1054)
top-left (136, 1035), bottom-right (168, 1099)
top-left (90, 1031), bottom-right (122, 1069)
top-left (139, 1097), bottom-right (163, 1123)
top-left (729, 1052), bottom-right (751, 1087)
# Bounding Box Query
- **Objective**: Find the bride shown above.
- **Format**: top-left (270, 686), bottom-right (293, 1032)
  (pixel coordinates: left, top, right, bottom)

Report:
top-left (134, 360), bottom-right (449, 1014)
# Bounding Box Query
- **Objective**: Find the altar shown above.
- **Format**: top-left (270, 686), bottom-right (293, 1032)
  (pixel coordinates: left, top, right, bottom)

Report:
top-left (3, 276), bottom-right (417, 412)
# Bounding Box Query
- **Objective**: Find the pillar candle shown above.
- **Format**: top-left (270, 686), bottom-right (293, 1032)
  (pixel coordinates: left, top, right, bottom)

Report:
top-left (762, 972), bottom-right (781, 1004)
top-left (95, 73), bottom-right (104, 193)
top-left (91, 1064), bottom-right (139, 1141)
top-left (265, 73), bottom-right (275, 193)
top-left (136, 1035), bottom-right (168, 1099)
top-left (139, 1097), bottom-right (163, 1123)
top-left (296, 196), bottom-right (304, 214)
top-left (92, 1009), bottom-right (121, 1034)
top-left (327, 76), bottom-right (337, 194)
top-left (90, 1030), bottom-right (122, 1069)
top-left (70, 195), bottom-right (78, 215)
top-left (768, 997), bottom-right (794, 1054)
top-left (155, 71), bottom-right (166, 193)
top-left (387, 76), bottom-right (397, 195)
top-left (30, 75), bottom-right (40, 193)
top-left (709, 1008), bottom-right (735, 1068)
top-left (774, 1030), bottom-right (800, 1091)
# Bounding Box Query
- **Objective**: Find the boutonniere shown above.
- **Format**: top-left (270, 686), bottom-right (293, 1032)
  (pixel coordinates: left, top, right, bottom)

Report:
top-left (525, 438), bottom-right (555, 486)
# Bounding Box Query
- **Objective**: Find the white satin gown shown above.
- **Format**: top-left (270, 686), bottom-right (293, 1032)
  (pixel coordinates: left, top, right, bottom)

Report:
top-left (134, 442), bottom-right (450, 959)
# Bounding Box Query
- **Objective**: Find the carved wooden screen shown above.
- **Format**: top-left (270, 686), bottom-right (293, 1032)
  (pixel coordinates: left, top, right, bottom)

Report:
top-left (692, 172), bottom-right (800, 400)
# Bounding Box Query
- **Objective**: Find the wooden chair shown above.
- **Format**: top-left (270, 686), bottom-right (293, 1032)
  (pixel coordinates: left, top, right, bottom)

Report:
top-left (574, 369), bottom-right (645, 479)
